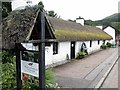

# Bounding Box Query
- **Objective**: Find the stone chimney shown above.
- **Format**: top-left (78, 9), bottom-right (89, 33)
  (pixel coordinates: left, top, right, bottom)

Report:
top-left (76, 16), bottom-right (84, 26)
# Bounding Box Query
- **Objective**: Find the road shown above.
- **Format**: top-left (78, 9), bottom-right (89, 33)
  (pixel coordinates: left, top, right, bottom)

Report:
top-left (53, 47), bottom-right (118, 88)
top-left (100, 61), bottom-right (118, 88)
top-left (99, 46), bottom-right (120, 89)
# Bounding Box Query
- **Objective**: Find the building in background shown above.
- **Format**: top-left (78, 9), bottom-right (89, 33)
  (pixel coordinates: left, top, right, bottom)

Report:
top-left (103, 25), bottom-right (120, 44)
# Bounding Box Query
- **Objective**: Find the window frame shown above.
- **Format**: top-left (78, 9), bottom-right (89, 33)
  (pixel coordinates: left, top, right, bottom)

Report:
top-left (53, 42), bottom-right (58, 55)
top-left (103, 40), bottom-right (105, 44)
top-left (90, 40), bottom-right (92, 47)
top-left (98, 40), bottom-right (100, 45)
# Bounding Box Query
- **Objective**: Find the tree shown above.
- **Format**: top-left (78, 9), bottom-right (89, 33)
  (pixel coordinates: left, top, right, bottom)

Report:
top-left (2, 2), bottom-right (12, 18)
top-left (38, 1), bottom-right (44, 9)
top-left (37, 1), bottom-right (60, 18)
top-left (47, 10), bottom-right (58, 18)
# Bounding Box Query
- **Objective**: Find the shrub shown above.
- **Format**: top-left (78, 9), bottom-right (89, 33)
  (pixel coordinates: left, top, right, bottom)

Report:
top-left (45, 68), bottom-right (56, 88)
top-left (1, 52), bottom-right (56, 89)
top-left (1, 56), bottom-right (17, 90)
top-left (79, 51), bottom-right (87, 56)
top-left (100, 44), bottom-right (107, 49)
top-left (22, 68), bottom-right (56, 89)
top-left (76, 51), bottom-right (87, 59)
top-left (106, 42), bottom-right (112, 48)
top-left (2, 51), bottom-right (15, 64)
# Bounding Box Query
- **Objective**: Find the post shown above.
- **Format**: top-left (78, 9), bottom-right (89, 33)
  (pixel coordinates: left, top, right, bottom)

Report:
top-left (38, 12), bottom-right (45, 89)
top-left (16, 43), bottom-right (22, 90)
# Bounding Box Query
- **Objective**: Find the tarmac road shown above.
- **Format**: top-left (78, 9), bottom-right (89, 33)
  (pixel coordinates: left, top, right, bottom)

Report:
top-left (53, 47), bottom-right (118, 88)
top-left (100, 61), bottom-right (118, 88)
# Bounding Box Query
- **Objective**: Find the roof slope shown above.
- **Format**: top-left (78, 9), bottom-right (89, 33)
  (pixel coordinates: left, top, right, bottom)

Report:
top-left (47, 16), bottom-right (112, 41)
top-left (2, 6), bottom-right (112, 50)
top-left (2, 6), bottom-right (40, 49)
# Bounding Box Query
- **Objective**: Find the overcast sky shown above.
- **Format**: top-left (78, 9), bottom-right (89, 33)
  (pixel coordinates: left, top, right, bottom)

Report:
top-left (12, 0), bottom-right (120, 21)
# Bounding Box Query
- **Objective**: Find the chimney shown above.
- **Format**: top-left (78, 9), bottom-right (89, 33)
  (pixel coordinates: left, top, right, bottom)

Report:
top-left (76, 16), bottom-right (84, 26)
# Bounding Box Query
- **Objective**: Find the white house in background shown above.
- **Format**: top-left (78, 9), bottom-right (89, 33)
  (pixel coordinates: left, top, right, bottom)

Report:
top-left (103, 25), bottom-right (120, 44)
top-left (2, 7), bottom-right (112, 67)
top-left (103, 26), bottom-right (116, 44)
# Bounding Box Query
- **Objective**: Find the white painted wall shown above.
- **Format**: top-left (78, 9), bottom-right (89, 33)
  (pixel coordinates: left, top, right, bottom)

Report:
top-left (21, 40), bottom-right (106, 67)
top-left (52, 42), bottom-right (70, 63)
top-left (75, 41), bottom-right (81, 57)
top-left (76, 19), bottom-right (84, 26)
top-left (85, 41), bottom-right (103, 54)
top-left (75, 40), bottom-right (103, 56)
top-left (103, 26), bottom-right (115, 44)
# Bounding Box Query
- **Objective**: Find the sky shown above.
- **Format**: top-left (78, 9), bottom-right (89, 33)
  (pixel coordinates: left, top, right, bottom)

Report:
top-left (12, 0), bottom-right (120, 21)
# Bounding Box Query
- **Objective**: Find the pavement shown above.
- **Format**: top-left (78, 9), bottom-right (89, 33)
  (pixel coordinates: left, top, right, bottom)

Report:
top-left (53, 47), bottom-right (119, 88)
top-left (100, 61), bottom-right (118, 88)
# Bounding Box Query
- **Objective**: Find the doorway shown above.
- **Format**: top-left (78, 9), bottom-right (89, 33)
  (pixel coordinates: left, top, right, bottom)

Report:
top-left (70, 42), bottom-right (75, 59)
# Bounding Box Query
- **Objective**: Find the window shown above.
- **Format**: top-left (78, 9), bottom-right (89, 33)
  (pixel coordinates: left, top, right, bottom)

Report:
top-left (103, 40), bottom-right (105, 44)
top-left (98, 40), bottom-right (100, 45)
top-left (53, 42), bottom-right (58, 54)
top-left (90, 40), bottom-right (92, 47)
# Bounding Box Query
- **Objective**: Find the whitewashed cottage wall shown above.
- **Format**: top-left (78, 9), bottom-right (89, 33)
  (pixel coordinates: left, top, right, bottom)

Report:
top-left (22, 39), bottom-right (107, 67)
top-left (103, 26), bottom-right (116, 44)
top-left (48, 42), bottom-right (71, 66)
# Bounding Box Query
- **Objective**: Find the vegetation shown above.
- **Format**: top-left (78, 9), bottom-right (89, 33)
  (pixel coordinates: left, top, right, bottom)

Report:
top-left (2, 51), bottom-right (15, 64)
top-left (106, 42), bottom-right (112, 48)
top-left (85, 13), bottom-right (120, 31)
top-left (38, 1), bottom-right (44, 9)
top-left (47, 10), bottom-right (58, 18)
top-left (76, 51), bottom-right (87, 59)
top-left (37, 1), bottom-right (59, 18)
top-left (111, 22), bottom-right (120, 31)
top-left (79, 51), bottom-right (87, 56)
top-left (100, 44), bottom-right (107, 49)
top-left (1, 51), bottom-right (56, 89)
top-left (2, 2), bottom-right (12, 18)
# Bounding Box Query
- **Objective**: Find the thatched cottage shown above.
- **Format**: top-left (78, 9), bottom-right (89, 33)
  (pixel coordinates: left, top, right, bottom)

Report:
top-left (2, 6), bottom-right (112, 66)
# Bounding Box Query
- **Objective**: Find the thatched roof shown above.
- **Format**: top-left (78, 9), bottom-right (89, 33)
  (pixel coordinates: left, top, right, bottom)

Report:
top-left (2, 6), bottom-right (41, 49)
top-left (2, 6), bottom-right (112, 50)
top-left (47, 16), bottom-right (112, 41)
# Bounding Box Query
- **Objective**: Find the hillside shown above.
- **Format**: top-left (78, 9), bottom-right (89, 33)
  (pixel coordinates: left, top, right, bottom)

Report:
top-left (85, 13), bottom-right (120, 31)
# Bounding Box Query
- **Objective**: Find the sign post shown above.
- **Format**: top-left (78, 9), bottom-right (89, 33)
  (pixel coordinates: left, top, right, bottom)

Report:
top-left (16, 43), bottom-right (22, 90)
top-left (16, 11), bottom-right (46, 90)
top-left (38, 11), bottom-right (45, 89)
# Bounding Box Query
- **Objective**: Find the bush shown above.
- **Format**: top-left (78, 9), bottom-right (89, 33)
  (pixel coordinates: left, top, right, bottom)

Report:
top-left (22, 68), bottom-right (56, 89)
top-left (2, 51), bottom-right (15, 64)
top-left (76, 51), bottom-right (87, 59)
top-left (100, 44), bottom-right (107, 49)
top-left (1, 52), bottom-right (56, 89)
top-left (45, 68), bottom-right (56, 88)
top-left (79, 51), bottom-right (87, 56)
top-left (106, 42), bottom-right (112, 48)
top-left (1, 56), bottom-right (17, 90)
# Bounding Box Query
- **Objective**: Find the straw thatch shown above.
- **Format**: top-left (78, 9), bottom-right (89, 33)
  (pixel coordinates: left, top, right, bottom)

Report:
top-left (2, 6), bottom-right (42, 50)
top-left (47, 16), bottom-right (112, 41)
top-left (2, 6), bottom-right (112, 50)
